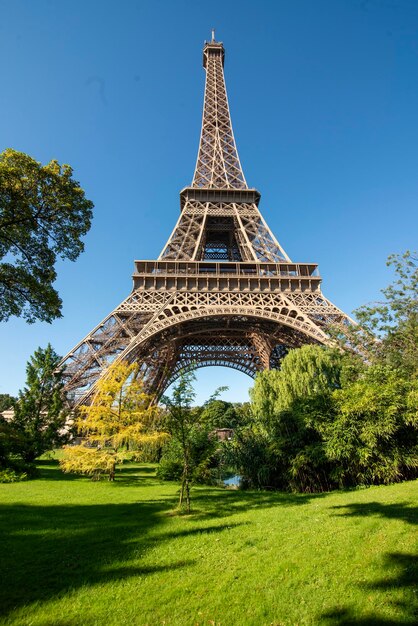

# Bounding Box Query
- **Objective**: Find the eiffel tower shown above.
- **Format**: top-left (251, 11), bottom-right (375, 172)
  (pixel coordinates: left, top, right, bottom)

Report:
top-left (61, 35), bottom-right (351, 406)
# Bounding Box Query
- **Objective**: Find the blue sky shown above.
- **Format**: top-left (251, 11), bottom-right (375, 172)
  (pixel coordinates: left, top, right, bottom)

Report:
top-left (1, 0), bottom-right (417, 404)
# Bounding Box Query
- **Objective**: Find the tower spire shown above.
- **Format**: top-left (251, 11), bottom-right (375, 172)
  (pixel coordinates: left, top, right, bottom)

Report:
top-left (192, 39), bottom-right (247, 189)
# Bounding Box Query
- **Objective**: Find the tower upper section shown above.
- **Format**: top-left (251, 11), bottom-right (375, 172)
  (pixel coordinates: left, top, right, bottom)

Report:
top-left (192, 38), bottom-right (247, 190)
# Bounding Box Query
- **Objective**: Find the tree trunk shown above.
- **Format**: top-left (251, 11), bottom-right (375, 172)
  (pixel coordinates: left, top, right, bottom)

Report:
top-left (185, 476), bottom-right (191, 513)
top-left (180, 459), bottom-right (191, 512)
top-left (22, 450), bottom-right (37, 464)
top-left (179, 475), bottom-right (185, 507)
top-left (179, 460), bottom-right (191, 512)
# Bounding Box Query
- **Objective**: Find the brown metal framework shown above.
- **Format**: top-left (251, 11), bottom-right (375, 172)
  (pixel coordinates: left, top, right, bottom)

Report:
top-left (60, 36), bottom-right (352, 406)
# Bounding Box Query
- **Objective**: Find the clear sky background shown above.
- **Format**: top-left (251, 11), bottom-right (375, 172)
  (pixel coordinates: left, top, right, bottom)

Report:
top-left (1, 0), bottom-right (417, 404)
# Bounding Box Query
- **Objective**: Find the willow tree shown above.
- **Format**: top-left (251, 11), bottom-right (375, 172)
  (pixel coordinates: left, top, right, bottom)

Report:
top-left (60, 361), bottom-right (167, 481)
top-left (251, 345), bottom-right (343, 425)
top-left (239, 345), bottom-right (346, 492)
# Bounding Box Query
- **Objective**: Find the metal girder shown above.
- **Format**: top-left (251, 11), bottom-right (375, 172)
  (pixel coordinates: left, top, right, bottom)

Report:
top-left (192, 40), bottom-right (246, 189)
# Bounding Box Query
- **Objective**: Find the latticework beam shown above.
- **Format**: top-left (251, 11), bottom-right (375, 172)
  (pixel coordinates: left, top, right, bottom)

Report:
top-left (192, 40), bottom-right (246, 189)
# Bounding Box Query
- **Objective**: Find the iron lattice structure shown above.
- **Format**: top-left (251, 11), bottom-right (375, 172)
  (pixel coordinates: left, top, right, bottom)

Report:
top-left (60, 37), bottom-right (352, 406)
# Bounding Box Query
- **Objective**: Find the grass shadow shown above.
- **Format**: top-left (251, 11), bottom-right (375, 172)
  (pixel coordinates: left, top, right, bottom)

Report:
top-left (188, 484), bottom-right (327, 520)
top-left (321, 552), bottom-right (418, 625)
top-left (321, 500), bottom-right (418, 625)
top-left (0, 460), bottom-right (319, 619)
top-left (331, 500), bottom-right (418, 526)
top-left (36, 460), bottom-right (159, 485)
top-left (36, 459), bottom-right (88, 482)
top-left (0, 466), bottom-right (248, 620)
top-left (118, 465), bottom-right (157, 475)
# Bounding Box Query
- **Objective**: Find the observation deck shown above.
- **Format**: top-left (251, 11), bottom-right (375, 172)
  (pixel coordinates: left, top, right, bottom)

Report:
top-left (133, 260), bottom-right (321, 294)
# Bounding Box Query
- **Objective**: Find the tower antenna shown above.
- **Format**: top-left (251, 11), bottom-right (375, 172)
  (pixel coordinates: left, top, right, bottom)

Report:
top-left (211, 28), bottom-right (215, 42)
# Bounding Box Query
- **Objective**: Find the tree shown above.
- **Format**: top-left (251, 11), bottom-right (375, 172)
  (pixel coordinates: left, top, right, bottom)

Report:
top-left (199, 399), bottom-right (241, 429)
top-left (229, 254), bottom-right (418, 493)
top-left (343, 251), bottom-right (418, 375)
top-left (160, 372), bottom-right (198, 512)
top-left (60, 361), bottom-right (167, 481)
top-left (0, 417), bottom-right (27, 472)
top-left (160, 374), bottom-right (227, 512)
top-left (250, 345), bottom-right (344, 427)
top-left (0, 148), bottom-right (93, 323)
top-left (241, 340), bottom-right (418, 492)
top-left (0, 394), bottom-right (16, 413)
top-left (236, 346), bottom-right (349, 491)
top-left (325, 365), bottom-right (418, 487)
top-left (13, 344), bottom-right (68, 462)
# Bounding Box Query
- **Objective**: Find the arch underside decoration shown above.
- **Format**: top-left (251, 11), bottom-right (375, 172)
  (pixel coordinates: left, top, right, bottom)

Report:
top-left (121, 317), bottom-right (315, 397)
top-left (163, 329), bottom-right (289, 384)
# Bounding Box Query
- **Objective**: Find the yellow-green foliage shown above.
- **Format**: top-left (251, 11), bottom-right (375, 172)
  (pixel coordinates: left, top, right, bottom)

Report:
top-left (60, 446), bottom-right (122, 480)
top-left (60, 361), bottom-right (168, 479)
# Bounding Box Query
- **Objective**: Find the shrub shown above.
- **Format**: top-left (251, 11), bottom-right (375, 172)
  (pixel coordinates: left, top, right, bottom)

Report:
top-left (156, 457), bottom-right (183, 481)
top-left (0, 468), bottom-right (27, 483)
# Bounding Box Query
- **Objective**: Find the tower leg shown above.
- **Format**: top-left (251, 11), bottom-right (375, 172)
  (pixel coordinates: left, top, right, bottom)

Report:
top-left (250, 332), bottom-right (274, 371)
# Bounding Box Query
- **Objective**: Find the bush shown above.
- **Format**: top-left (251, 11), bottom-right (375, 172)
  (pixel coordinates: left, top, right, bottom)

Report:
top-left (224, 426), bottom-right (279, 490)
top-left (156, 457), bottom-right (183, 481)
top-left (192, 456), bottom-right (222, 485)
top-left (0, 468), bottom-right (27, 483)
top-left (234, 344), bottom-right (418, 492)
top-left (325, 366), bottom-right (418, 487)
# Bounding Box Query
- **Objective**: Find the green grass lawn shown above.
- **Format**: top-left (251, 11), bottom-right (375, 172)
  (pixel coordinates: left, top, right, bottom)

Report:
top-left (0, 461), bottom-right (416, 626)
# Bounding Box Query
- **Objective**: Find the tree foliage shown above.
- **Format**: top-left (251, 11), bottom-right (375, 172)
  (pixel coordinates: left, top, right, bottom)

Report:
top-left (0, 417), bottom-right (28, 474)
top-left (355, 251), bottom-right (418, 375)
top-left (0, 148), bottom-right (93, 323)
top-left (199, 398), bottom-right (242, 429)
top-left (231, 330), bottom-right (418, 492)
top-left (230, 346), bottom-right (344, 491)
top-left (326, 366), bottom-right (418, 486)
top-left (159, 374), bottom-right (229, 511)
top-left (12, 344), bottom-right (68, 462)
top-left (60, 361), bottom-right (167, 481)
top-left (334, 251), bottom-right (418, 371)
top-left (0, 394), bottom-right (16, 413)
top-left (250, 345), bottom-right (343, 428)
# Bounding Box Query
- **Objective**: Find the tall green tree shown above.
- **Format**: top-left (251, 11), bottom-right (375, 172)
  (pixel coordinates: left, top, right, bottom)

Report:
top-left (13, 344), bottom-right (68, 462)
top-left (0, 148), bottom-right (93, 323)
top-left (232, 253), bottom-right (418, 493)
top-left (238, 346), bottom-right (348, 491)
top-left (160, 374), bottom-right (227, 511)
top-left (161, 372), bottom-right (198, 512)
top-left (242, 343), bottom-right (418, 492)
